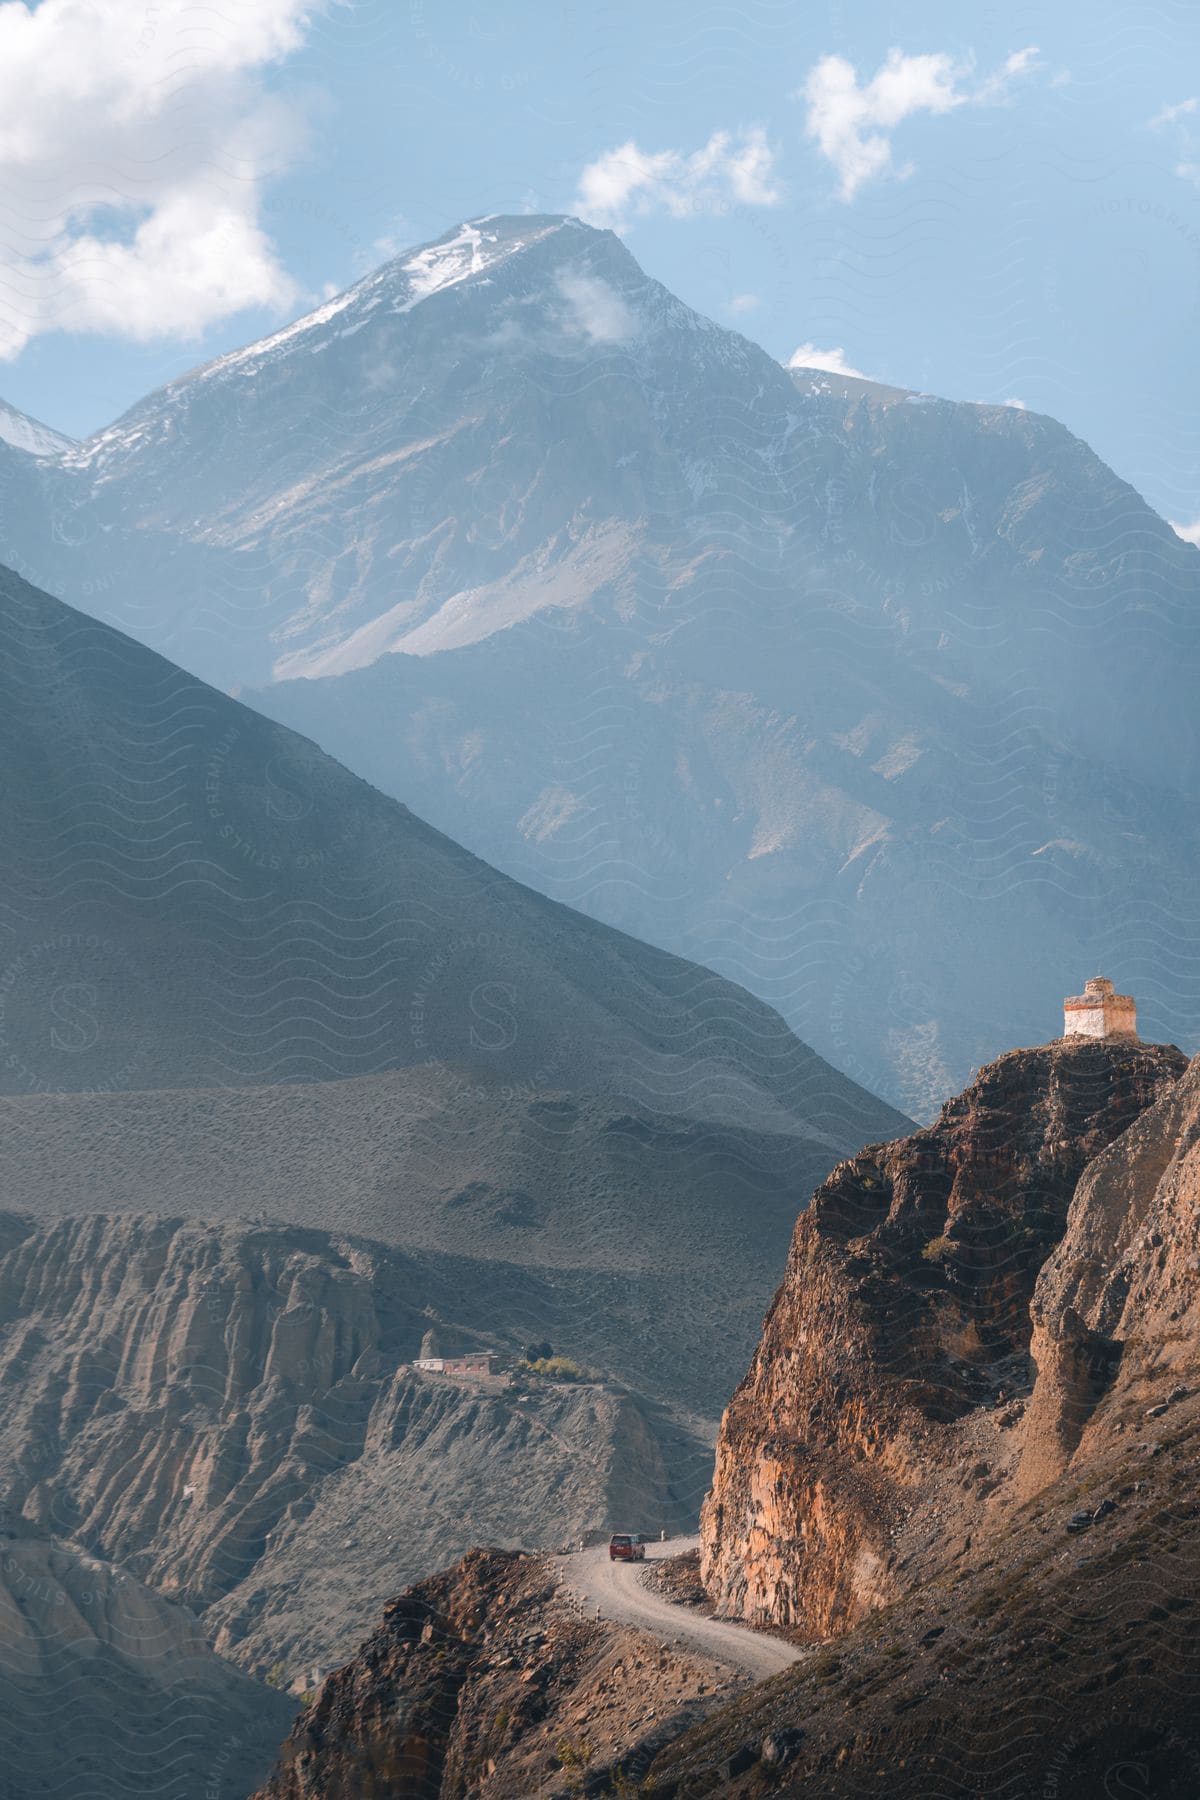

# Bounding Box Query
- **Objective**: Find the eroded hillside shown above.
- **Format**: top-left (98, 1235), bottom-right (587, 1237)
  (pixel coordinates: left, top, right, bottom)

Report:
top-left (0, 1212), bottom-right (708, 1677)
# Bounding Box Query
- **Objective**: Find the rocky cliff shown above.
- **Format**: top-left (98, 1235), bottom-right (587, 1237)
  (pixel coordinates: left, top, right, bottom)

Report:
top-left (642, 1049), bottom-right (1200, 1797)
top-left (1012, 1052), bottom-right (1200, 1501)
top-left (700, 1036), bottom-right (1186, 1635)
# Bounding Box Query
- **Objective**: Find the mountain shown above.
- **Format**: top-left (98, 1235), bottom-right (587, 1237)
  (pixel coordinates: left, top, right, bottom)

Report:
top-left (3, 215), bottom-right (1197, 1112)
top-left (0, 555), bottom-right (902, 1148)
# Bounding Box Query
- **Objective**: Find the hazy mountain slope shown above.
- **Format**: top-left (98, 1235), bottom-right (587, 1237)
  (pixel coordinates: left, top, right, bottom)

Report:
top-left (0, 1508), bottom-right (293, 1800)
top-left (0, 557), bottom-right (903, 1151)
top-left (4, 214), bottom-right (1195, 1110)
top-left (254, 605), bottom-right (1200, 1116)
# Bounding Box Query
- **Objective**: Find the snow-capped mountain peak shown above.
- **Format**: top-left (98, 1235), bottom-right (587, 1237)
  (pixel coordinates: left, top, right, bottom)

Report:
top-left (190, 216), bottom-right (585, 383)
top-left (393, 215), bottom-right (577, 312)
top-left (0, 400), bottom-right (75, 458)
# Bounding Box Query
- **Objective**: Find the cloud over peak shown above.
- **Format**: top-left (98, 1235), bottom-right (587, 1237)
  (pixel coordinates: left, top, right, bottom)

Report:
top-left (574, 127), bottom-right (781, 230)
top-left (787, 342), bottom-right (874, 380)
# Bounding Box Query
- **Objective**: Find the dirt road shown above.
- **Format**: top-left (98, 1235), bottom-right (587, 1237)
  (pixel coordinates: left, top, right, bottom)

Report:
top-left (557, 1536), bottom-right (802, 1682)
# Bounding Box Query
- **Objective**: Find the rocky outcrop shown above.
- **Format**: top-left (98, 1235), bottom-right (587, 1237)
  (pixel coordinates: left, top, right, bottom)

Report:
top-left (251, 1548), bottom-right (724, 1800)
top-left (0, 1212), bottom-right (706, 1675)
top-left (700, 1037), bottom-right (1186, 1634)
top-left (641, 1052), bottom-right (1200, 1800)
top-left (1013, 1054), bottom-right (1200, 1498)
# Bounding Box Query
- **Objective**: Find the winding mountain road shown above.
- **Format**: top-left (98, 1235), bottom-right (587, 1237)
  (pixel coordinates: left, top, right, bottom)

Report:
top-left (557, 1536), bottom-right (802, 1681)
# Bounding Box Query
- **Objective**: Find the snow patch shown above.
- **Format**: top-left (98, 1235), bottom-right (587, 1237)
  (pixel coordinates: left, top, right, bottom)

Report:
top-left (394, 218), bottom-right (566, 317)
top-left (0, 402), bottom-right (74, 458)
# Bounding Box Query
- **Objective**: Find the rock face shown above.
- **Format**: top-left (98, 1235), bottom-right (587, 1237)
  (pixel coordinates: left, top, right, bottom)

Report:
top-left (700, 1036), bottom-right (1186, 1634)
top-left (0, 1212), bottom-right (709, 1675)
top-left (0, 1509), bottom-right (293, 1800)
top-left (1013, 1052), bottom-right (1200, 1500)
top-left (645, 1052), bottom-right (1200, 1799)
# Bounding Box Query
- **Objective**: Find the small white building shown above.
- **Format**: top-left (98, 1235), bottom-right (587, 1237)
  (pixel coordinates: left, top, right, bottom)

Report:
top-left (1063, 977), bottom-right (1137, 1041)
top-left (413, 1351), bottom-right (500, 1376)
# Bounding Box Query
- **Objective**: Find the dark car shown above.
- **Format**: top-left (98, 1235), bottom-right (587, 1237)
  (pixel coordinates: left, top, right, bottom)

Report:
top-left (609, 1533), bottom-right (645, 1562)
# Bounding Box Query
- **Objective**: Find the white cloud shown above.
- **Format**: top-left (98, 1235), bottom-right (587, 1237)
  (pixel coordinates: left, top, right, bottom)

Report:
top-left (1149, 96), bottom-right (1200, 185)
top-left (787, 342), bottom-right (873, 380)
top-left (800, 45), bottom-right (1039, 201)
top-left (574, 127), bottom-right (781, 229)
top-left (1003, 396), bottom-right (1028, 409)
top-left (726, 293), bottom-right (761, 315)
top-left (0, 0), bottom-right (322, 358)
top-left (1170, 518), bottom-right (1200, 547)
top-left (1150, 97), bottom-right (1198, 129)
top-left (555, 270), bottom-right (637, 343)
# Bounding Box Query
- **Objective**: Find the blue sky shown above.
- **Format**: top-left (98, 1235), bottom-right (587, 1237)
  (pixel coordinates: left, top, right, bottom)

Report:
top-left (2, 0), bottom-right (1200, 531)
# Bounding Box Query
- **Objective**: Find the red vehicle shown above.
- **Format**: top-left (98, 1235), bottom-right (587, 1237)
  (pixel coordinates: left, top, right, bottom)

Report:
top-left (609, 1533), bottom-right (645, 1562)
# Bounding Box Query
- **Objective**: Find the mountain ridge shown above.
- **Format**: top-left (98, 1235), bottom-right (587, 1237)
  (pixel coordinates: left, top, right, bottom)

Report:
top-left (1, 214), bottom-right (1197, 1111)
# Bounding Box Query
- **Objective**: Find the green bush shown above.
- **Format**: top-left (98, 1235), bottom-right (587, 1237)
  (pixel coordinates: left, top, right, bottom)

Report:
top-left (922, 1235), bottom-right (954, 1263)
top-left (524, 1354), bottom-right (591, 1381)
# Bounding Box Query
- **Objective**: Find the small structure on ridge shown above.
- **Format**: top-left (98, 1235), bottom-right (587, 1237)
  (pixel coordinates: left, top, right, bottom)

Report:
top-left (1063, 977), bottom-right (1137, 1041)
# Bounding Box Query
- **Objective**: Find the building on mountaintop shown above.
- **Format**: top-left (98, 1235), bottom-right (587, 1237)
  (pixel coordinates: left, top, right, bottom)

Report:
top-left (1063, 977), bottom-right (1137, 1041)
top-left (414, 1350), bottom-right (500, 1376)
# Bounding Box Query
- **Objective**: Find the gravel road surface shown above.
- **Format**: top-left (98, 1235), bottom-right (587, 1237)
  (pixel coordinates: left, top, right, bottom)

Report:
top-left (557, 1535), bottom-right (802, 1681)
